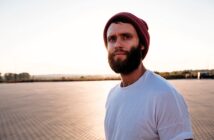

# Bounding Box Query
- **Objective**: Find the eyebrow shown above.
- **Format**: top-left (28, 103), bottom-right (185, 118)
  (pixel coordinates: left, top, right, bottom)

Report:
top-left (107, 32), bottom-right (133, 38)
top-left (121, 33), bottom-right (133, 37)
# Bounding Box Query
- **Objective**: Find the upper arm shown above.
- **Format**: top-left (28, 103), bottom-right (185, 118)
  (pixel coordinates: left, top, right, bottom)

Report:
top-left (155, 90), bottom-right (193, 140)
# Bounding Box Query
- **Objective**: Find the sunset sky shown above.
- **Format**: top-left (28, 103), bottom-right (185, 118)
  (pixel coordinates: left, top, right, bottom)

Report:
top-left (0, 0), bottom-right (214, 75)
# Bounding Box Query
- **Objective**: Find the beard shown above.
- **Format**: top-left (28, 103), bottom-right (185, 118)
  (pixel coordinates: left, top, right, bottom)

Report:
top-left (108, 44), bottom-right (142, 75)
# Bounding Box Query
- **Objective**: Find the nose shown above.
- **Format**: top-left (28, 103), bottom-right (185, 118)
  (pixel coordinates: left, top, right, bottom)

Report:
top-left (114, 38), bottom-right (123, 49)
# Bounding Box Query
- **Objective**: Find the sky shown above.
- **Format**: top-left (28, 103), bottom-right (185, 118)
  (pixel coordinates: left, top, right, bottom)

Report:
top-left (0, 0), bottom-right (214, 75)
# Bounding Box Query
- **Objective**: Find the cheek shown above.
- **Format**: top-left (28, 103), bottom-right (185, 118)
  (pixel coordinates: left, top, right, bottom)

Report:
top-left (126, 40), bottom-right (139, 49)
top-left (107, 46), bottom-right (114, 53)
top-left (131, 38), bottom-right (140, 46)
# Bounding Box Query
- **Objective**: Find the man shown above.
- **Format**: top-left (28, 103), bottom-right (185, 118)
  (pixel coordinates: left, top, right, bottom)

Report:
top-left (103, 12), bottom-right (193, 140)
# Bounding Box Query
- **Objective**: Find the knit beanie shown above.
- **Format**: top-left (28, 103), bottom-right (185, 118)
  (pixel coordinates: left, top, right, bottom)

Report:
top-left (103, 12), bottom-right (150, 59)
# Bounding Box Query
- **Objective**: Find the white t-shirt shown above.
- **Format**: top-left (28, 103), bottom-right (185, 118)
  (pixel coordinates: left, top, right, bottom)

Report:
top-left (105, 70), bottom-right (193, 140)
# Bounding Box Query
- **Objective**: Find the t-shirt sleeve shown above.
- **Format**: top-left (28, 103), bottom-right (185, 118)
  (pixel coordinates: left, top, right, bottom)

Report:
top-left (155, 88), bottom-right (193, 140)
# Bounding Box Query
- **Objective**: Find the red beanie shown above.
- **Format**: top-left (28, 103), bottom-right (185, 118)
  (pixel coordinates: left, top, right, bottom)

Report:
top-left (103, 12), bottom-right (150, 60)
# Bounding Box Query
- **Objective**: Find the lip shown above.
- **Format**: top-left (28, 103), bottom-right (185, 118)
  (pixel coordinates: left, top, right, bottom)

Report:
top-left (114, 52), bottom-right (126, 55)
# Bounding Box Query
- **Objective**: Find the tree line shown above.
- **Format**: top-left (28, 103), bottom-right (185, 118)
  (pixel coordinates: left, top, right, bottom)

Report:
top-left (155, 69), bottom-right (214, 79)
top-left (0, 72), bottom-right (31, 83)
top-left (0, 69), bottom-right (213, 83)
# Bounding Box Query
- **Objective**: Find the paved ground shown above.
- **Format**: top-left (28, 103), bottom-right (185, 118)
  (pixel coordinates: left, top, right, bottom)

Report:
top-left (0, 80), bottom-right (213, 140)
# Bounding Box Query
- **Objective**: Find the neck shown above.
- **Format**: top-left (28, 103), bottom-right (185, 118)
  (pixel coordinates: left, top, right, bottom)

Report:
top-left (120, 63), bottom-right (146, 87)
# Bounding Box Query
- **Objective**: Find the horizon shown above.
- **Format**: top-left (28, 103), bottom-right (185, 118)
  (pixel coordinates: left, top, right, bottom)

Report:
top-left (1, 0), bottom-right (214, 75)
top-left (1, 68), bottom-right (214, 76)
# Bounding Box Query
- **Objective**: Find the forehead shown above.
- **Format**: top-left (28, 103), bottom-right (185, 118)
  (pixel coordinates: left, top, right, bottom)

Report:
top-left (107, 22), bottom-right (137, 37)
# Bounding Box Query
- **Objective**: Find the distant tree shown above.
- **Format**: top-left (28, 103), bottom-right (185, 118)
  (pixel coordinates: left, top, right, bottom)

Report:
top-left (61, 77), bottom-right (66, 81)
top-left (154, 71), bottom-right (160, 75)
top-left (18, 72), bottom-right (31, 81)
top-left (80, 76), bottom-right (85, 80)
top-left (0, 73), bottom-right (3, 82)
top-left (4, 73), bottom-right (16, 82)
top-left (3, 72), bottom-right (30, 82)
top-left (160, 72), bottom-right (170, 78)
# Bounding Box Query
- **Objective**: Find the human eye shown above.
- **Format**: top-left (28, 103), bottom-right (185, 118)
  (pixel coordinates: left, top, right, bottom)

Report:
top-left (107, 36), bottom-right (116, 43)
top-left (122, 33), bottom-right (132, 40)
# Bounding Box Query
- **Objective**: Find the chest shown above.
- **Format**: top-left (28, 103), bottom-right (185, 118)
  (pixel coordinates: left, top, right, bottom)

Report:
top-left (105, 93), bottom-right (158, 139)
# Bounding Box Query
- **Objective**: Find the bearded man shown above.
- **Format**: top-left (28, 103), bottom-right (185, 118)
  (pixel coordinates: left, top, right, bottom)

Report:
top-left (103, 12), bottom-right (193, 140)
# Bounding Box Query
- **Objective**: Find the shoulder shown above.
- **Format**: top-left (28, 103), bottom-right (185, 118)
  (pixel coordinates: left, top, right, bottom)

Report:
top-left (145, 70), bottom-right (185, 106)
top-left (146, 70), bottom-right (178, 94)
top-left (147, 71), bottom-right (189, 121)
top-left (105, 84), bottom-right (120, 108)
top-left (108, 84), bottom-right (120, 97)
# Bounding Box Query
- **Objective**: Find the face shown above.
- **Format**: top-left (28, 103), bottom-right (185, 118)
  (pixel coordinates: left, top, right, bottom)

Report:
top-left (107, 22), bottom-right (144, 74)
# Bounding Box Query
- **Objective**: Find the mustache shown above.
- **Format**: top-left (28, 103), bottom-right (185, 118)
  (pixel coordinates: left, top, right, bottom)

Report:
top-left (113, 48), bottom-right (129, 55)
